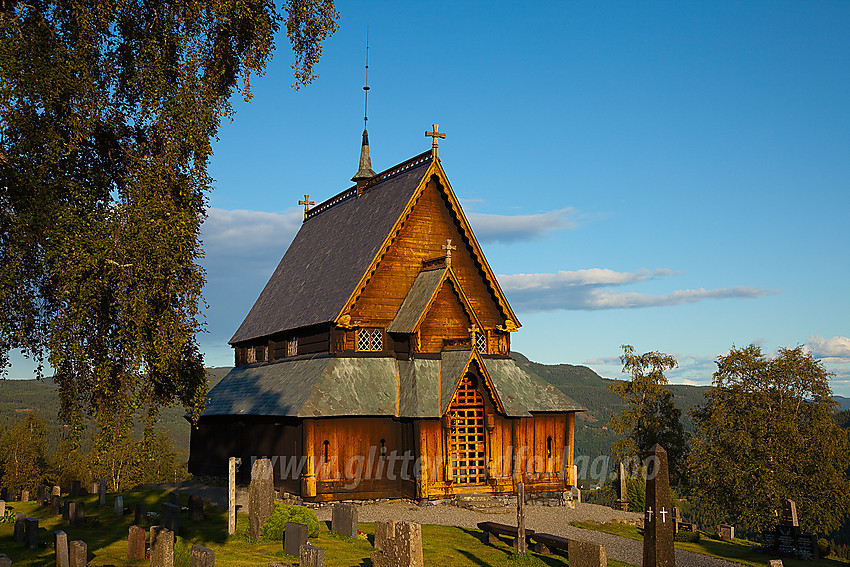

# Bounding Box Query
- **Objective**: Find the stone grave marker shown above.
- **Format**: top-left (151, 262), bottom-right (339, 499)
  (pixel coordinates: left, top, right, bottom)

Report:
top-left (70, 501), bottom-right (85, 527)
top-left (672, 507), bottom-right (680, 535)
top-left (52, 485), bottom-right (61, 498)
top-left (249, 458), bottom-right (274, 540)
top-left (515, 482), bottom-right (526, 553)
top-left (569, 538), bottom-right (607, 567)
top-left (374, 519), bottom-right (395, 551)
top-left (300, 544), bottom-right (325, 567)
top-left (0, 554), bottom-right (10, 567)
top-left (13, 512), bottom-right (26, 542)
top-left (228, 456), bottom-right (240, 536)
top-left (331, 504), bottom-right (358, 538)
top-left (768, 560), bottom-right (783, 567)
top-left (0, 500), bottom-right (4, 516)
top-left (114, 495), bottom-right (124, 516)
top-left (161, 502), bottom-right (181, 536)
top-left (643, 443), bottom-right (676, 567)
top-left (98, 479), bottom-right (106, 507)
top-left (283, 522), bottom-right (308, 557)
top-left (128, 525), bottom-right (145, 560)
top-left (69, 540), bottom-right (87, 567)
top-left (369, 520), bottom-right (423, 567)
top-left (190, 544), bottom-right (215, 567)
top-left (50, 496), bottom-right (61, 516)
top-left (762, 499), bottom-right (818, 559)
top-left (150, 526), bottom-right (175, 567)
top-left (62, 502), bottom-right (70, 521)
top-left (70, 481), bottom-right (80, 498)
top-left (90, 483), bottom-right (98, 495)
top-left (37, 485), bottom-right (47, 506)
top-left (718, 523), bottom-right (734, 541)
top-left (25, 517), bottom-right (39, 549)
top-left (782, 499), bottom-right (799, 528)
top-left (20, 490), bottom-right (29, 503)
top-left (134, 501), bottom-right (148, 525)
top-left (55, 529), bottom-right (70, 567)
top-left (188, 494), bottom-right (206, 521)
top-left (614, 461), bottom-right (629, 511)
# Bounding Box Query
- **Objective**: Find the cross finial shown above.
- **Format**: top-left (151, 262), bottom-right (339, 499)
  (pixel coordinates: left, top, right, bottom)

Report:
top-left (468, 323), bottom-right (479, 336)
top-left (298, 194), bottom-right (315, 219)
top-left (425, 124), bottom-right (446, 158)
top-left (442, 238), bottom-right (457, 265)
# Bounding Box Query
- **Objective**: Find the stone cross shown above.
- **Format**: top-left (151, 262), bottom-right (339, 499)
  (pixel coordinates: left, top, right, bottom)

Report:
top-left (331, 503), bottom-right (358, 538)
top-left (69, 540), bottom-right (87, 567)
top-left (228, 456), bottom-right (240, 535)
top-left (249, 458), bottom-right (275, 540)
top-left (55, 530), bottom-right (70, 567)
top-left (128, 525), bottom-right (146, 560)
top-left (643, 444), bottom-right (676, 567)
top-left (516, 482), bottom-right (527, 553)
top-left (425, 124), bottom-right (446, 158)
top-left (299, 195), bottom-right (315, 219)
top-left (442, 238), bottom-right (457, 266)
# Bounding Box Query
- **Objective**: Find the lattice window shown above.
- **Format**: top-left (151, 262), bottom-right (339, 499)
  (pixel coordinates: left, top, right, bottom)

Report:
top-left (475, 331), bottom-right (487, 354)
top-left (448, 375), bottom-right (486, 485)
top-left (357, 328), bottom-right (383, 351)
top-left (287, 337), bottom-right (298, 357)
top-left (246, 346), bottom-right (257, 364)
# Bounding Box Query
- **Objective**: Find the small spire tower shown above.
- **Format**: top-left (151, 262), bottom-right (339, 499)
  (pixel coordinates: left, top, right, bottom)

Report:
top-left (352, 27), bottom-right (376, 187)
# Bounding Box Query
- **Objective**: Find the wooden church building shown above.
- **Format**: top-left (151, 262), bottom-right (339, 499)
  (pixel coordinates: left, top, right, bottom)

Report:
top-left (189, 126), bottom-right (583, 501)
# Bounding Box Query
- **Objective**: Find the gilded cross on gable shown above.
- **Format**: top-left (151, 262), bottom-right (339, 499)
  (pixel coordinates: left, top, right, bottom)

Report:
top-left (468, 323), bottom-right (479, 336)
top-left (425, 124), bottom-right (446, 158)
top-left (298, 194), bottom-right (315, 219)
top-left (442, 238), bottom-right (457, 266)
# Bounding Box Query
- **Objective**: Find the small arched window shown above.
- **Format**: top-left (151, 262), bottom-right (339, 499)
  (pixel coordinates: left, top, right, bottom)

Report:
top-left (547, 436), bottom-right (553, 459)
top-left (380, 439), bottom-right (387, 460)
top-left (323, 440), bottom-right (329, 463)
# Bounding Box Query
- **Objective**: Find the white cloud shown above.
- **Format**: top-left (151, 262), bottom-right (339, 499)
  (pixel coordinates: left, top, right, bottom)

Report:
top-left (805, 335), bottom-right (850, 362)
top-left (467, 208), bottom-right (578, 243)
top-left (499, 268), bottom-right (774, 312)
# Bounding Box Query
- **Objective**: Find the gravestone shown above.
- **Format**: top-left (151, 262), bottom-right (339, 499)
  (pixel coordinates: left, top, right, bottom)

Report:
top-left (91, 483), bottom-right (98, 496)
top-left (25, 517), bottom-right (39, 549)
top-left (374, 519), bottom-right (396, 551)
top-left (300, 544), bottom-right (325, 567)
top-left (228, 456), bottom-right (240, 535)
top-left (150, 526), bottom-right (175, 567)
top-left (13, 512), bottom-right (26, 542)
top-left (161, 502), bottom-right (181, 536)
top-left (70, 501), bottom-right (85, 527)
top-left (718, 524), bottom-right (734, 541)
top-left (643, 444), bottom-right (676, 567)
top-left (331, 504), bottom-right (358, 538)
top-left (762, 499), bottom-right (818, 559)
top-left (62, 502), bottom-right (70, 520)
top-left (369, 520), bottom-right (423, 567)
top-left (614, 461), bottom-right (629, 511)
top-left (672, 507), bottom-right (680, 535)
top-left (98, 479), bottom-right (106, 507)
top-left (0, 554), bottom-right (10, 567)
top-left (69, 540), bottom-right (87, 567)
top-left (128, 525), bottom-right (145, 560)
top-left (55, 529), bottom-right (70, 567)
top-left (0, 500), bottom-right (4, 516)
top-left (20, 490), bottom-right (29, 503)
top-left (188, 494), bottom-right (206, 521)
top-left (37, 485), bottom-right (46, 506)
top-left (283, 522), bottom-right (308, 557)
top-left (190, 544), bottom-right (215, 567)
top-left (569, 538), bottom-right (607, 567)
top-left (249, 458), bottom-right (275, 540)
top-left (169, 491), bottom-right (180, 506)
top-left (114, 495), bottom-right (124, 516)
top-left (768, 561), bottom-right (783, 567)
top-left (50, 496), bottom-right (61, 515)
top-left (515, 482), bottom-right (526, 553)
top-left (782, 499), bottom-right (799, 528)
top-left (52, 485), bottom-right (61, 498)
top-left (134, 501), bottom-right (148, 525)
top-left (70, 481), bottom-right (80, 498)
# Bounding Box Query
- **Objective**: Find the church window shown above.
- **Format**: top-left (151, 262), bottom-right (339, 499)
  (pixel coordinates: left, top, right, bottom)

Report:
top-left (475, 331), bottom-right (487, 354)
top-left (246, 346), bottom-right (257, 364)
top-left (547, 436), bottom-right (553, 459)
top-left (380, 439), bottom-right (386, 460)
top-left (323, 440), bottom-right (329, 463)
top-left (357, 328), bottom-right (383, 351)
top-left (287, 337), bottom-right (298, 357)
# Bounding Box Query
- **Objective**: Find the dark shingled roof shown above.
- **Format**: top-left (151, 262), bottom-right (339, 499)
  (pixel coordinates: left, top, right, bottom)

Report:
top-left (230, 157), bottom-right (433, 344)
top-left (387, 268), bottom-right (446, 334)
top-left (202, 353), bottom-right (583, 418)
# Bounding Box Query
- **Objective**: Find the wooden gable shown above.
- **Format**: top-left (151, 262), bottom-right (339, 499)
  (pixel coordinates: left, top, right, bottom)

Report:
top-left (341, 162), bottom-right (519, 338)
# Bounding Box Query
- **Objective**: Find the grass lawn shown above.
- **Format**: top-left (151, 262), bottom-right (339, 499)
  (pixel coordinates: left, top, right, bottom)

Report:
top-left (0, 490), bottom-right (637, 566)
top-left (571, 521), bottom-right (850, 567)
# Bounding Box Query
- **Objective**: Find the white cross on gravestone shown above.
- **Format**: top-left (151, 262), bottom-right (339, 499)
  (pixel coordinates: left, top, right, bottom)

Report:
top-left (646, 507), bottom-right (653, 522)
top-left (660, 507), bottom-right (668, 523)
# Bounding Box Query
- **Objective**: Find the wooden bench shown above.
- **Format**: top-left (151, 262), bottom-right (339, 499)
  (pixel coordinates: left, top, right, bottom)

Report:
top-left (477, 522), bottom-right (535, 548)
top-left (529, 532), bottom-right (569, 555)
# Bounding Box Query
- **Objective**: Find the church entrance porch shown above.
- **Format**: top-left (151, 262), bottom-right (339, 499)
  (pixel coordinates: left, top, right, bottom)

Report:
top-left (447, 374), bottom-right (487, 485)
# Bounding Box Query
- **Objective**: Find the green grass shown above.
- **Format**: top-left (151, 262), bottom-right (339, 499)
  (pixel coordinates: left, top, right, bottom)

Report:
top-left (571, 520), bottom-right (850, 567)
top-left (0, 490), bottom-right (638, 566)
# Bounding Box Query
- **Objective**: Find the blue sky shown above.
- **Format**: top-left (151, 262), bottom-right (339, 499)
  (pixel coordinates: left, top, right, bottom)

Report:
top-left (9, 1), bottom-right (850, 394)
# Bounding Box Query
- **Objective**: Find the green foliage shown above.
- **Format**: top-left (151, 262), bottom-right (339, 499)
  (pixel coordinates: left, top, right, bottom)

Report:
top-left (626, 474), bottom-right (646, 513)
top-left (608, 345), bottom-right (689, 485)
top-left (674, 530), bottom-right (701, 543)
top-left (690, 345), bottom-right (850, 534)
top-left (0, 1), bottom-right (337, 432)
top-left (817, 538), bottom-right (831, 558)
top-left (261, 504), bottom-right (320, 541)
top-left (0, 411), bottom-right (47, 493)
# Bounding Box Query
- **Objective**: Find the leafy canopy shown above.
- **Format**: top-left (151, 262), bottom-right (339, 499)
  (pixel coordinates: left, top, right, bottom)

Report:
top-left (0, 1), bottom-right (337, 429)
top-left (608, 345), bottom-right (688, 485)
top-left (690, 344), bottom-right (850, 534)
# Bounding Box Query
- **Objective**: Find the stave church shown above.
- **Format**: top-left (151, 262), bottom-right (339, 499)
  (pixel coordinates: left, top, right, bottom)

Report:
top-left (189, 123), bottom-right (583, 501)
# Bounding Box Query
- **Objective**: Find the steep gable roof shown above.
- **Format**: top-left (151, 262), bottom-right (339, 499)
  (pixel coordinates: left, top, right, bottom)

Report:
top-left (230, 154), bottom-right (433, 344)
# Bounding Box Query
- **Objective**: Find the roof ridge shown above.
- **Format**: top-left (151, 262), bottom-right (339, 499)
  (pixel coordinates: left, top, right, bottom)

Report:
top-left (305, 150), bottom-right (433, 221)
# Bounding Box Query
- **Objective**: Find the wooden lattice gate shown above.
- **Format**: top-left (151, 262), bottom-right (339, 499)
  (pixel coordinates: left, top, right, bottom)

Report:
top-left (447, 374), bottom-right (486, 485)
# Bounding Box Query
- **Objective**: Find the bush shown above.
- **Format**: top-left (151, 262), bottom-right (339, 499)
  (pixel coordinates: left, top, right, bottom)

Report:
top-left (817, 538), bottom-right (830, 558)
top-left (261, 504), bottom-right (320, 540)
top-left (674, 530), bottom-right (701, 543)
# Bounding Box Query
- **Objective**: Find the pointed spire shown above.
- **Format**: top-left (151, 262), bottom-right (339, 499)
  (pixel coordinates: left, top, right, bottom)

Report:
top-left (352, 27), bottom-right (376, 188)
